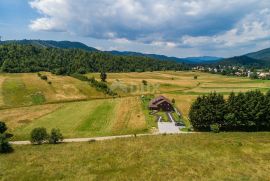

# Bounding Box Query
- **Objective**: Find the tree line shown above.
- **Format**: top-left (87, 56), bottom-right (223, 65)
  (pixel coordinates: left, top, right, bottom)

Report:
top-left (189, 90), bottom-right (270, 131)
top-left (0, 44), bottom-right (189, 74)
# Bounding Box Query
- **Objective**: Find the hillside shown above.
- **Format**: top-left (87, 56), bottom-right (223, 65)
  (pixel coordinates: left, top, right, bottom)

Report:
top-left (108, 50), bottom-right (222, 63)
top-left (0, 44), bottom-right (188, 74)
top-left (216, 56), bottom-right (267, 67)
top-left (246, 47), bottom-right (270, 60)
top-left (215, 47), bottom-right (270, 67)
top-left (0, 40), bottom-right (98, 52)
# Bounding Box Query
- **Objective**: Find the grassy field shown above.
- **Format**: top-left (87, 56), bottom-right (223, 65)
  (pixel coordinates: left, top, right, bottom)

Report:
top-left (87, 71), bottom-right (270, 119)
top-left (1, 133), bottom-right (270, 180)
top-left (1, 71), bottom-right (270, 140)
top-left (5, 97), bottom-right (152, 140)
top-left (0, 73), bottom-right (105, 108)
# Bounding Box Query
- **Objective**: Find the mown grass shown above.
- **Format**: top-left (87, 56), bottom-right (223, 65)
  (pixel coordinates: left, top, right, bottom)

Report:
top-left (0, 73), bottom-right (106, 108)
top-left (1, 71), bottom-right (270, 140)
top-left (1, 133), bottom-right (270, 181)
top-left (10, 97), bottom-right (153, 140)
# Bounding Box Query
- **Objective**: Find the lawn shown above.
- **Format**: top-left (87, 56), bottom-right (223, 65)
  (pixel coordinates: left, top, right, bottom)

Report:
top-left (7, 97), bottom-right (152, 140)
top-left (1, 133), bottom-right (270, 180)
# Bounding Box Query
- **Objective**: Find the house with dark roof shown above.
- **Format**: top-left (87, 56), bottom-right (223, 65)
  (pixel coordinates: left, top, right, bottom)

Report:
top-left (149, 96), bottom-right (174, 112)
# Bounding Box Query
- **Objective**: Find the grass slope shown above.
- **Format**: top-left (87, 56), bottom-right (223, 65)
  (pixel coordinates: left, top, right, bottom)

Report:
top-left (1, 133), bottom-right (270, 180)
top-left (10, 97), bottom-right (152, 140)
top-left (0, 73), bottom-right (105, 108)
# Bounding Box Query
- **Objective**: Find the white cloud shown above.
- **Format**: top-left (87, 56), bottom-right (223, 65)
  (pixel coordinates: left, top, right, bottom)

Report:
top-left (28, 0), bottom-right (270, 55)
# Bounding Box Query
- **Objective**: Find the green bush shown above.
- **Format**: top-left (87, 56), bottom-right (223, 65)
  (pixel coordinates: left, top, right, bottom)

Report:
top-left (0, 122), bottom-right (13, 153)
top-left (0, 121), bottom-right (7, 134)
top-left (40, 75), bottom-right (48, 81)
top-left (210, 124), bottom-right (220, 133)
top-left (49, 128), bottom-right (63, 144)
top-left (142, 80), bottom-right (147, 86)
top-left (30, 127), bottom-right (48, 145)
top-left (0, 134), bottom-right (13, 153)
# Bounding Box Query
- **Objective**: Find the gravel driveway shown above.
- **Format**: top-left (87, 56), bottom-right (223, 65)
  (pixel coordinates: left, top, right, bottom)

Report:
top-left (158, 122), bottom-right (180, 134)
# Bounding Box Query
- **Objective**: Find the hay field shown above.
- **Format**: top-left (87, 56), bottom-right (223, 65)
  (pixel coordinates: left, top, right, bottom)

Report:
top-left (0, 73), bottom-right (105, 108)
top-left (87, 71), bottom-right (270, 95)
top-left (87, 71), bottom-right (270, 120)
top-left (1, 71), bottom-right (270, 139)
top-left (7, 97), bottom-right (150, 140)
top-left (1, 133), bottom-right (270, 180)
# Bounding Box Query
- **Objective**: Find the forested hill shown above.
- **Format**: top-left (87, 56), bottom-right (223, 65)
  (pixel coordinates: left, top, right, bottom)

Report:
top-left (215, 48), bottom-right (270, 68)
top-left (0, 44), bottom-right (189, 74)
top-left (0, 40), bottom-right (98, 52)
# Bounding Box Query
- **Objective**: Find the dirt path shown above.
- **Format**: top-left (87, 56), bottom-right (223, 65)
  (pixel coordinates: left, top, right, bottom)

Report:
top-left (10, 132), bottom-right (195, 145)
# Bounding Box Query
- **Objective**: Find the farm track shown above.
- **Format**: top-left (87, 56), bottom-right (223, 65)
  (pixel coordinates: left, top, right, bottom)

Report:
top-left (10, 132), bottom-right (195, 145)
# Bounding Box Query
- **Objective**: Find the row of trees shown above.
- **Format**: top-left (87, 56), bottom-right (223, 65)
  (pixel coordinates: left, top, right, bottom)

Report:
top-left (0, 44), bottom-right (189, 74)
top-left (71, 73), bottom-right (117, 96)
top-left (189, 91), bottom-right (270, 131)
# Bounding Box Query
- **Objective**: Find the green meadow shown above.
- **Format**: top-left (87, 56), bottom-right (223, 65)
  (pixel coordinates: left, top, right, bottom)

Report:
top-left (0, 71), bottom-right (269, 140)
top-left (1, 133), bottom-right (270, 181)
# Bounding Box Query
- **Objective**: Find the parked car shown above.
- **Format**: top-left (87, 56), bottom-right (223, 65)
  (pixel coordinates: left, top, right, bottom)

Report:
top-left (175, 122), bottom-right (185, 126)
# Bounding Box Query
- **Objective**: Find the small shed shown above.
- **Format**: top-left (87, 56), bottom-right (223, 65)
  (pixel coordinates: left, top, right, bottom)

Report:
top-left (149, 96), bottom-right (174, 112)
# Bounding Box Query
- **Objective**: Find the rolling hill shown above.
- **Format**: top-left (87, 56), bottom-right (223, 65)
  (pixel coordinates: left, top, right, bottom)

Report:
top-left (246, 47), bottom-right (270, 60)
top-left (0, 39), bottom-right (221, 64)
top-left (215, 48), bottom-right (270, 67)
top-left (107, 50), bottom-right (222, 63)
top-left (0, 40), bottom-right (98, 52)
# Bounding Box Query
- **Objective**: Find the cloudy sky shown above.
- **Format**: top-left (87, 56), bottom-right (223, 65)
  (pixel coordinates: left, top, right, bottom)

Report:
top-left (1, 0), bottom-right (270, 58)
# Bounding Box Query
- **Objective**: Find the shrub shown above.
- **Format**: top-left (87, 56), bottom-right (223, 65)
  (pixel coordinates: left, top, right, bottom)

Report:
top-left (30, 127), bottom-right (48, 145)
top-left (100, 72), bottom-right (107, 82)
top-left (49, 128), bottom-right (63, 144)
top-left (172, 98), bottom-right (175, 104)
top-left (194, 75), bottom-right (198, 80)
top-left (210, 124), bottom-right (220, 133)
top-left (0, 122), bottom-right (7, 134)
top-left (47, 81), bottom-right (52, 85)
top-left (40, 75), bottom-right (48, 81)
top-left (142, 80), bottom-right (147, 86)
top-left (0, 134), bottom-right (13, 153)
top-left (0, 122), bottom-right (13, 153)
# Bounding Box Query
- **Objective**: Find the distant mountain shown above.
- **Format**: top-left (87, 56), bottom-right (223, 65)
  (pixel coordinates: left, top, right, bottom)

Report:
top-left (246, 47), bottom-right (270, 61)
top-left (0, 39), bottom-right (223, 64)
top-left (0, 40), bottom-right (98, 52)
top-left (107, 50), bottom-right (222, 63)
top-left (216, 48), bottom-right (270, 67)
top-left (182, 56), bottom-right (222, 63)
top-left (217, 56), bottom-right (266, 66)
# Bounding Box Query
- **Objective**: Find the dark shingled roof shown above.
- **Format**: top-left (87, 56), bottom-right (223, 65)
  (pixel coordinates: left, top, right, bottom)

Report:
top-left (149, 96), bottom-right (172, 108)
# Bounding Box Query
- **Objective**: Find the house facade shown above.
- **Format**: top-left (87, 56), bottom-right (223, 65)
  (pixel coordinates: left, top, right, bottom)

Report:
top-left (149, 96), bottom-right (174, 111)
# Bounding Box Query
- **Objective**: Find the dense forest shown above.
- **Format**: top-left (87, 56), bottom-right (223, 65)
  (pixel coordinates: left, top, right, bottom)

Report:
top-left (189, 91), bottom-right (270, 131)
top-left (0, 44), bottom-right (189, 74)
